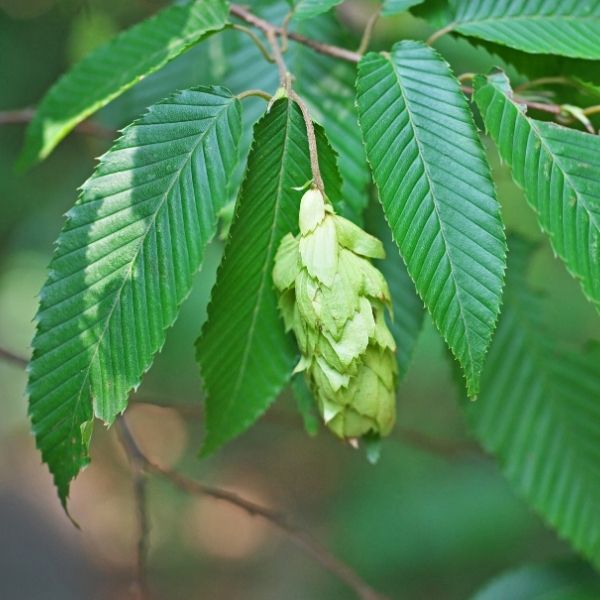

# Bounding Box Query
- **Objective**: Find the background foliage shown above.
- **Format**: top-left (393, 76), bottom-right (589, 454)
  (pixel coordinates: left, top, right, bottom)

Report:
top-left (1, 0), bottom-right (600, 598)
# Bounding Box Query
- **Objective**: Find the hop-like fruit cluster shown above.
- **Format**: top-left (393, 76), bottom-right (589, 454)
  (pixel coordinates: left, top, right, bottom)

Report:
top-left (273, 188), bottom-right (397, 439)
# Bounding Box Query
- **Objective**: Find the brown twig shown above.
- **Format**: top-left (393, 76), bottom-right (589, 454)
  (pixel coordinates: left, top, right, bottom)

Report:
top-left (230, 4), bottom-right (361, 63)
top-left (426, 22), bottom-right (455, 45)
top-left (457, 72), bottom-right (476, 83)
top-left (0, 109), bottom-right (115, 139)
top-left (0, 346), bottom-right (28, 368)
top-left (290, 91), bottom-right (325, 192)
top-left (232, 24), bottom-right (274, 63)
top-left (583, 104), bottom-right (600, 117)
top-left (514, 76), bottom-right (575, 93)
top-left (266, 28), bottom-right (289, 88)
top-left (246, 7), bottom-right (324, 191)
top-left (280, 10), bottom-right (294, 53)
top-left (237, 89), bottom-right (273, 102)
top-left (116, 416), bottom-right (389, 600)
top-left (117, 419), bottom-right (151, 600)
top-left (461, 86), bottom-right (563, 115)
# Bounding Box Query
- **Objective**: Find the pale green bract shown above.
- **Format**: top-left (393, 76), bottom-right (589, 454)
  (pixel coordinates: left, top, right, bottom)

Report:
top-left (273, 188), bottom-right (397, 439)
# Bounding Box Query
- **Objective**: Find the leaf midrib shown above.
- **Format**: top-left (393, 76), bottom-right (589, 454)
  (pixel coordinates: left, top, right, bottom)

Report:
top-left (69, 98), bottom-right (232, 430)
top-left (385, 52), bottom-right (478, 378)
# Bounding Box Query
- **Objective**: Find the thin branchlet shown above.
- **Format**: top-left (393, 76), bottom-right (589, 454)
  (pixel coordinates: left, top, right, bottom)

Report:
top-left (116, 416), bottom-right (389, 600)
top-left (290, 91), bottom-right (324, 192)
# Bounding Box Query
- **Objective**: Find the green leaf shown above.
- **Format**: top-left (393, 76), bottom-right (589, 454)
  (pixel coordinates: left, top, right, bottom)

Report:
top-left (19, 0), bottom-right (229, 168)
top-left (293, 0), bottom-right (344, 21)
top-left (382, 0), bottom-right (424, 17)
top-left (471, 561), bottom-right (600, 600)
top-left (364, 200), bottom-right (424, 378)
top-left (466, 236), bottom-right (600, 567)
top-left (356, 41), bottom-right (506, 396)
top-left (28, 86), bottom-right (242, 505)
top-left (474, 71), bottom-right (600, 311)
top-left (443, 1), bottom-right (600, 60)
top-left (196, 98), bottom-right (343, 455)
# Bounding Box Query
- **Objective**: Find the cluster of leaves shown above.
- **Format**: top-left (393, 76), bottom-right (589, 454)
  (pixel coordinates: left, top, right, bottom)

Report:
top-left (22, 0), bottom-right (600, 584)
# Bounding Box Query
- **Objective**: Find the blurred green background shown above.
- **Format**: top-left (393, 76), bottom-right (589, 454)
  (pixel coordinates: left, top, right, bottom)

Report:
top-left (1, 1), bottom-right (599, 599)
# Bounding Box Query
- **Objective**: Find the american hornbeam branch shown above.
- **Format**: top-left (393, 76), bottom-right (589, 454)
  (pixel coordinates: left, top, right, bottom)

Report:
top-left (0, 10), bottom-right (574, 141)
top-left (116, 416), bottom-right (390, 600)
top-left (290, 90), bottom-right (325, 192)
top-left (266, 27), bottom-right (290, 88)
top-left (117, 422), bottom-right (150, 600)
top-left (255, 9), bottom-right (325, 193)
top-left (230, 4), bottom-right (571, 119)
top-left (230, 3), bottom-right (362, 63)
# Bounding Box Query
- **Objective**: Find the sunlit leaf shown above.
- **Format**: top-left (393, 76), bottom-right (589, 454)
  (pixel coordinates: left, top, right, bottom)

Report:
top-left (28, 87), bottom-right (242, 504)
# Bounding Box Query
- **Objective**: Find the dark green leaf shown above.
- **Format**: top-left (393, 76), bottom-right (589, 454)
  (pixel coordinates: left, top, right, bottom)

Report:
top-left (19, 0), bottom-right (229, 168)
top-left (28, 87), bottom-right (242, 505)
top-left (196, 98), bottom-right (343, 455)
top-left (356, 41), bottom-right (506, 396)
top-left (466, 236), bottom-right (600, 567)
top-left (474, 71), bottom-right (600, 311)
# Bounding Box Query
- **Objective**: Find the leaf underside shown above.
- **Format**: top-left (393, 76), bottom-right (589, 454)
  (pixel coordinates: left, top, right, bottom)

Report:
top-left (467, 236), bottom-right (600, 568)
top-left (448, 0), bottom-right (600, 59)
top-left (28, 87), bottom-right (242, 504)
top-left (474, 72), bottom-right (600, 311)
top-left (356, 41), bottom-right (506, 396)
top-left (19, 0), bottom-right (229, 168)
top-left (197, 98), bottom-right (343, 456)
